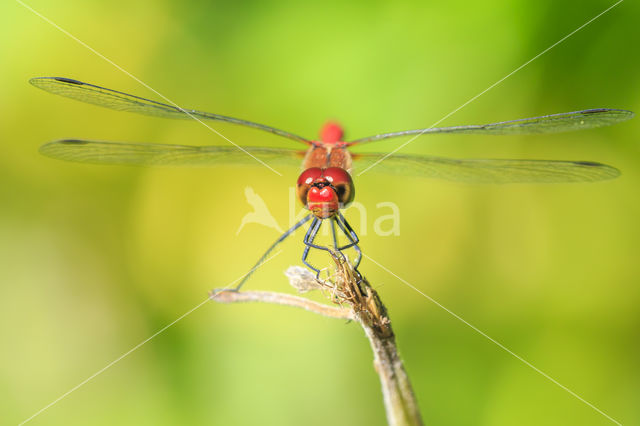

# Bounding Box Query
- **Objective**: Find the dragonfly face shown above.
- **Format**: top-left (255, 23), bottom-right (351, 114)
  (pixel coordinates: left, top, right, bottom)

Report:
top-left (297, 167), bottom-right (355, 219)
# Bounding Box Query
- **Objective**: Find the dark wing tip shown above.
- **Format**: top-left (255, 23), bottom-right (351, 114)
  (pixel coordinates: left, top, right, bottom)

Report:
top-left (573, 160), bottom-right (602, 167)
top-left (29, 76), bottom-right (84, 88)
top-left (58, 139), bottom-right (90, 145)
top-left (53, 77), bottom-right (82, 84)
top-left (39, 139), bottom-right (89, 155)
top-left (577, 161), bottom-right (621, 180)
top-left (581, 108), bottom-right (635, 120)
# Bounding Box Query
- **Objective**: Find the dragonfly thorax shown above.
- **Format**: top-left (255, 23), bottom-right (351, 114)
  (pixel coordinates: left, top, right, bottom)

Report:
top-left (296, 167), bottom-right (355, 219)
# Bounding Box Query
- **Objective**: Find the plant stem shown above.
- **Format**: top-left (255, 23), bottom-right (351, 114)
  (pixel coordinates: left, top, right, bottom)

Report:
top-left (358, 314), bottom-right (423, 426)
top-left (211, 289), bottom-right (353, 320)
top-left (210, 253), bottom-right (423, 426)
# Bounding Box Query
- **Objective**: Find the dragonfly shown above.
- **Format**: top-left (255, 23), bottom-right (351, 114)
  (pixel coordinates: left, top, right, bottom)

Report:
top-left (30, 76), bottom-right (633, 290)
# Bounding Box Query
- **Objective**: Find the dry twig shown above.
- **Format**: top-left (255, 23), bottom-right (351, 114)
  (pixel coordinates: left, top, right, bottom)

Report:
top-left (210, 252), bottom-right (423, 426)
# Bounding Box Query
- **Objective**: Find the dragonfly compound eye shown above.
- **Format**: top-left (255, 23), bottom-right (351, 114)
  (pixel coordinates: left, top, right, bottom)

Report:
top-left (296, 168), bottom-right (324, 206)
top-left (323, 167), bottom-right (354, 207)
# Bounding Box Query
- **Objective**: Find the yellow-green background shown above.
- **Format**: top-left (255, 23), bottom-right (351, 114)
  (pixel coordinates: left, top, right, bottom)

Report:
top-left (1, 1), bottom-right (638, 425)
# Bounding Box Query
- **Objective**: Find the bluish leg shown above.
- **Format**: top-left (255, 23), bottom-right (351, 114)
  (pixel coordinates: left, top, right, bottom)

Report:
top-left (301, 213), bottom-right (363, 279)
top-left (233, 214), bottom-right (312, 291)
top-left (334, 212), bottom-right (359, 249)
top-left (334, 212), bottom-right (362, 269)
top-left (302, 217), bottom-right (324, 276)
top-left (331, 218), bottom-right (339, 250)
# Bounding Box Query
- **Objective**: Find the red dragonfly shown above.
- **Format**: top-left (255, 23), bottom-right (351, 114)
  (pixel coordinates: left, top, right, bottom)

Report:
top-left (31, 77), bottom-right (633, 289)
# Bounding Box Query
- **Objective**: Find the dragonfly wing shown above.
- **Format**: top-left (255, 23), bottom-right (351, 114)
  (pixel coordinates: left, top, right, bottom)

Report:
top-left (352, 152), bottom-right (619, 183)
top-left (40, 139), bottom-right (305, 167)
top-left (349, 109), bottom-right (634, 144)
top-left (30, 77), bottom-right (310, 144)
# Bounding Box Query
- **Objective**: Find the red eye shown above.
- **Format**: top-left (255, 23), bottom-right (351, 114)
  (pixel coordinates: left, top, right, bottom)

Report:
top-left (296, 167), bottom-right (355, 216)
top-left (296, 168), bottom-right (323, 205)
top-left (323, 167), bottom-right (354, 206)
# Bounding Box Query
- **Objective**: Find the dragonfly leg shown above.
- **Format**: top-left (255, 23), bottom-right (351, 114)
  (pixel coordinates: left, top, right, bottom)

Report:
top-left (301, 213), bottom-right (362, 278)
top-left (302, 217), bottom-right (325, 276)
top-left (334, 212), bottom-right (362, 269)
top-left (334, 212), bottom-right (359, 248)
top-left (303, 218), bottom-right (332, 250)
top-left (232, 214), bottom-right (312, 291)
top-left (352, 243), bottom-right (362, 269)
top-left (331, 218), bottom-right (339, 250)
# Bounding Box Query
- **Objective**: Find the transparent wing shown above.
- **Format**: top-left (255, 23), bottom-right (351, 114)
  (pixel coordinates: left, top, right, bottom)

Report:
top-left (40, 139), bottom-right (305, 167)
top-left (348, 109), bottom-right (634, 145)
top-left (352, 152), bottom-right (619, 183)
top-left (30, 77), bottom-right (310, 144)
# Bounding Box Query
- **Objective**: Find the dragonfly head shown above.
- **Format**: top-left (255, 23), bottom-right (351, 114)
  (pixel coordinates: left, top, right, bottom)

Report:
top-left (319, 121), bottom-right (344, 144)
top-left (297, 167), bottom-right (354, 219)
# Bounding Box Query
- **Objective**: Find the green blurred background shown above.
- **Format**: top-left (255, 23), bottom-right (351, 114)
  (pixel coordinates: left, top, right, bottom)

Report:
top-left (2, 0), bottom-right (639, 425)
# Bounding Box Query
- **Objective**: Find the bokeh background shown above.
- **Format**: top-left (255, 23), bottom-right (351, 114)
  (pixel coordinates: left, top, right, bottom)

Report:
top-left (1, 0), bottom-right (639, 425)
